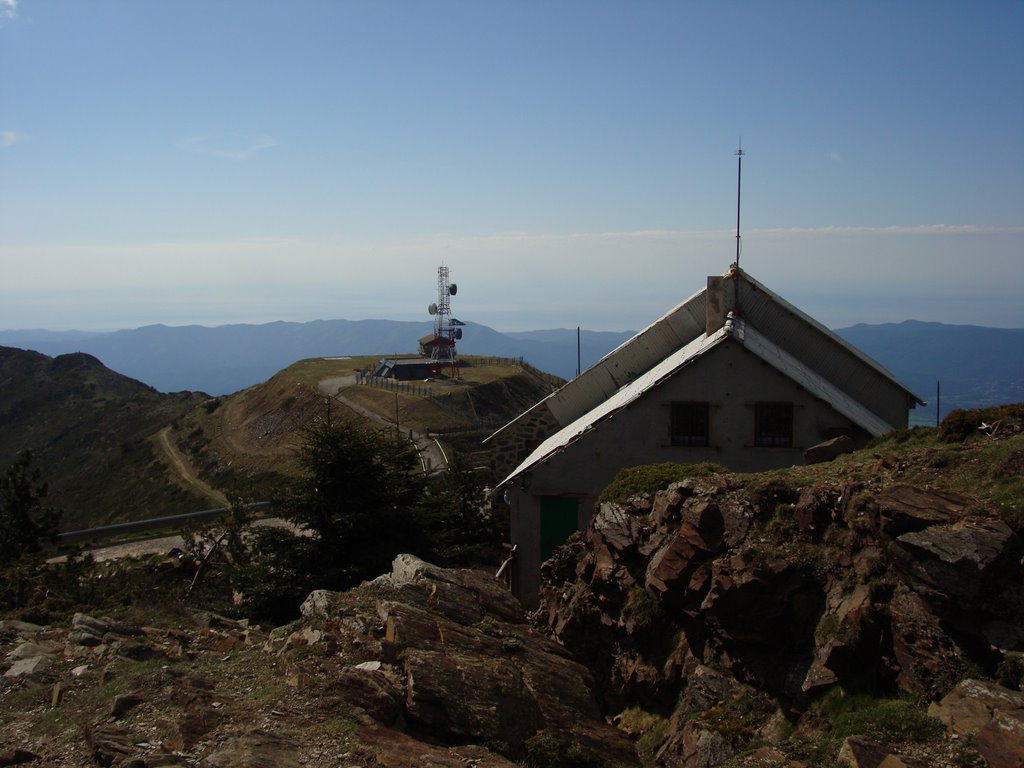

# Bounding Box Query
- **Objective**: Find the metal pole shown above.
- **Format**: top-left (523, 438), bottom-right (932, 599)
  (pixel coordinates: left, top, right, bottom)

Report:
top-left (576, 326), bottom-right (581, 378)
top-left (734, 142), bottom-right (744, 311)
top-left (735, 144), bottom-right (743, 269)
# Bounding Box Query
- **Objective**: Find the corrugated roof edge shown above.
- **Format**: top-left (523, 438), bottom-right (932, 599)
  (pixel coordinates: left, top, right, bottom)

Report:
top-left (742, 322), bottom-right (894, 436)
top-left (482, 283), bottom-right (708, 446)
top-left (494, 328), bottom-right (730, 492)
top-left (736, 269), bottom-right (926, 406)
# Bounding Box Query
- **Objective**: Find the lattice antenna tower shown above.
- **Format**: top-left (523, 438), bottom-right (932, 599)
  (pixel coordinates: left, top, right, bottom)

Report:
top-left (427, 265), bottom-right (459, 376)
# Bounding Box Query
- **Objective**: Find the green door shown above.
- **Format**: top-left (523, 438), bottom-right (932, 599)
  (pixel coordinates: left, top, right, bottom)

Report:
top-left (539, 496), bottom-right (579, 562)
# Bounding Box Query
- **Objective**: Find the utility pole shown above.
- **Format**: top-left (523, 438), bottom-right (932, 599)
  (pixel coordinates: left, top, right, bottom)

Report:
top-left (576, 326), bottom-right (581, 378)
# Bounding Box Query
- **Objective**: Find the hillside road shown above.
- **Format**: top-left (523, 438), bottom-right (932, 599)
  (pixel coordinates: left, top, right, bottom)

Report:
top-left (318, 376), bottom-right (449, 474)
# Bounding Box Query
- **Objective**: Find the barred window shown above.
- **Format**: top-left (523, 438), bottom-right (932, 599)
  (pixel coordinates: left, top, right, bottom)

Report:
top-left (754, 402), bottom-right (793, 447)
top-left (671, 402), bottom-right (710, 447)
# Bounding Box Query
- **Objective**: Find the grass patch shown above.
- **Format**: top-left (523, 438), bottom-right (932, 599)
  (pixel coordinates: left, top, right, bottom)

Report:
top-left (699, 687), bottom-right (777, 746)
top-left (599, 463), bottom-right (727, 504)
top-left (616, 706), bottom-right (669, 763)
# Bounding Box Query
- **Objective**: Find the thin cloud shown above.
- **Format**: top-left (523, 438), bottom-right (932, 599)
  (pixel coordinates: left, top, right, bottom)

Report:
top-left (828, 151), bottom-right (842, 163)
top-left (177, 134), bottom-right (278, 161)
top-left (0, 130), bottom-right (23, 148)
top-left (754, 224), bottom-right (1024, 236)
top-left (0, 0), bottom-right (16, 20)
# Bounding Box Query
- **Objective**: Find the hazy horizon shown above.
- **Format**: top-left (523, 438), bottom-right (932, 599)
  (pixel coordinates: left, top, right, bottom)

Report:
top-left (2, 2), bottom-right (1022, 333)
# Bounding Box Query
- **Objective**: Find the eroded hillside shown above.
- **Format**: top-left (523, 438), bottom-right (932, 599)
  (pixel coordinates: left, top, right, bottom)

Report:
top-left (0, 347), bottom-right (212, 529)
top-left (170, 355), bottom-right (559, 498)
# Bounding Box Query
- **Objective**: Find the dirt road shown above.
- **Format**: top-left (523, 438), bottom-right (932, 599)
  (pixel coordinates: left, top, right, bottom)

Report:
top-left (156, 427), bottom-right (228, 507)
top-left (318, 376), bottom-right (449, 474)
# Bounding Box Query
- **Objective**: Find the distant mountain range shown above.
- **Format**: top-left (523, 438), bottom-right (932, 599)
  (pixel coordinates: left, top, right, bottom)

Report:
top-left (835, 321), bottom-right (1024, 423)
top-left (2, 319), bottom-right (1021, 421)
top-left (0, 321), bottom-right (632, 396)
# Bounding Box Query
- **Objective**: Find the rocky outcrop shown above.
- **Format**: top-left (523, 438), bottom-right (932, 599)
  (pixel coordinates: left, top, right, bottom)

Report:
top-left (0, 556), bottom-right (637, 767)
top-left (930, 679), bottom-right (1024, 768)
top-left (536, 474), bottom-right (1024, 764)
top-left (359, 554), bottom-right (638, 763)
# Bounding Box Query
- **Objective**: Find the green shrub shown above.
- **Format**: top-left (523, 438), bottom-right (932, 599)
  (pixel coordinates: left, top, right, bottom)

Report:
top-left (0, 450), bottom-right (62, 566)
top-left (939, 404), bottom-right (1024, 443)
top-left (521, 730), bottom-right (604, 768)
top-left (599, 463), bottom-right (726, 504)
top-left (817, 689), bottom-right (943, 745)
top-left (616, 706), bottom-right (669, 762)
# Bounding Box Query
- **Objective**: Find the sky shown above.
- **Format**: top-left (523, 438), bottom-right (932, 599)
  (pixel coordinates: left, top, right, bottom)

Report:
top-left (1, 0), bottom-right (1022, 333)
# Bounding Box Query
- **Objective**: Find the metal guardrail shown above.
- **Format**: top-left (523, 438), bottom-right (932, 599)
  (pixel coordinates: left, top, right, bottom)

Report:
top-left (57, 502), bottom-right (274, 545)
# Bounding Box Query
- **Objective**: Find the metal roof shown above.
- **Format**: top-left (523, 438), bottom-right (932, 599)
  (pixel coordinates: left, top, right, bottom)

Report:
top-left (483, 285), bottom-right (707, 444)
top-left (485, 267), bottom-right (922, 449)
top-left (496, 328), bottom-right (730, 489)
top-left (740, 322), bottom-right (894, 436)
top-left (495, 316), bottom-right (896, 491)
top-left (730, 271), bottom-right (924, 411)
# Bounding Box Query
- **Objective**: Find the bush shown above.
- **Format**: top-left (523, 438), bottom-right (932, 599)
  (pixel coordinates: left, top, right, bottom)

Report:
top-left (816, 688), bottom-right (943, 745)
top-left (939, 404), bottom-right (1024, 443)
top-left (599, 463), bottom-right (726, 504)
top-left (202, 420), bottom-right (506, 623)
top-left (416, 451), bottom-right (505, 566)
top-left (0, 450), bottom-right (62, 567)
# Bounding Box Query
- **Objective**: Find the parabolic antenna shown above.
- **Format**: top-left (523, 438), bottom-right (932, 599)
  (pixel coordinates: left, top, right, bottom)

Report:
top-left (449, 283), bottom-right (457, 296)
top-left (428, 303), bottom-right (438, 315)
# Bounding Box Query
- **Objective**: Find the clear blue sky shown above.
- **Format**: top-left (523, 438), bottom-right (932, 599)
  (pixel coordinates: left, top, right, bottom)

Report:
top-left (2, 0), bottom-right (1022, 332)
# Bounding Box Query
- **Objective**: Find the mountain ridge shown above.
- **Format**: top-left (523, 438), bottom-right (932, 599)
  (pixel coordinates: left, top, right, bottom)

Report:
top-left (2, 318), bottom-right (1022, 420)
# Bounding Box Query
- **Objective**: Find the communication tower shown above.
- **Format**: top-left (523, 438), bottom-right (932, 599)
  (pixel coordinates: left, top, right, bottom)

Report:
top-left (427, 266), bottom-right (462, 377)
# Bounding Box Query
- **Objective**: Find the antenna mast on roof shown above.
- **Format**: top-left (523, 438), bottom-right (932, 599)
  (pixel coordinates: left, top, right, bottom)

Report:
top-left (733, 140), bottom-right (745, 311)
top-left (734, 139), bottom-right (744, 270)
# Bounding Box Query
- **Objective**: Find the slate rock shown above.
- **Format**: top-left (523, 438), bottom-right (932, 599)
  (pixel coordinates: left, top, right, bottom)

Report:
top-left (110, 693), bottom-right (145, 719)
top-left (338, 665), bottom-right (403, 725)
top-left (929, 679), bottom-right (1024, 768)
top-left (655, 718), bottom-right (734, 768)
top-left (870, 486), bottom-right (972, 537)
top-left (836, 736), bottom-right (928, 767)
top-left (0, 620), bottom-right (43, 640)
top-left (804, 434), bottom-right (855, 464)
top-left (5, 641), bottom-right (56, 661)
top-left (0, 749), bottom-right (42, 766)
top-left (88, 724), bottom-right (135, 766)
top-left (3, 655), bottom-right (51, 679)
top-left (202, 729), bottom-right (300, 768)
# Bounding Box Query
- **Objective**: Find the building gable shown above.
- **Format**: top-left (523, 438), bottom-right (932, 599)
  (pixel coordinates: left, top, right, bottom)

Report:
top-left (486, 268), bottom-right (922, 482)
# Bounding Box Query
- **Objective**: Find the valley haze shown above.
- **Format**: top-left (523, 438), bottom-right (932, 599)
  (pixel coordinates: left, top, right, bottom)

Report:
top-left (2, 318), bottom-right (1021, 424)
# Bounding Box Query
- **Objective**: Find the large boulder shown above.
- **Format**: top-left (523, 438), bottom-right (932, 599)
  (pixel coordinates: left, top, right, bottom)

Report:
top-left (357, 555), bottom-right (638, 764)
